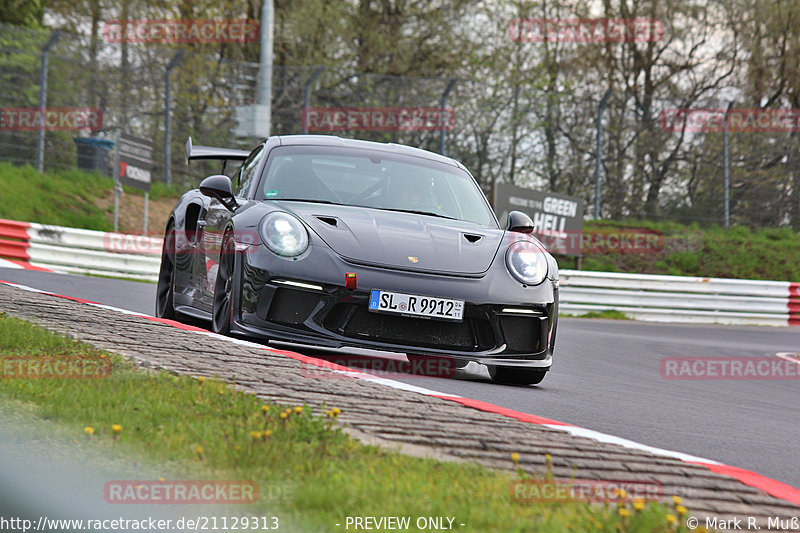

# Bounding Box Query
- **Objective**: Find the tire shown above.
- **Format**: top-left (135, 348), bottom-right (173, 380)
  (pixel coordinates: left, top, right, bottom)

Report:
top-left (488, 365), bottom-right (547, 385)
top-left (155, 222), bottom-right (176, 319)
top-left (211, 233), bottom-right (235, 335)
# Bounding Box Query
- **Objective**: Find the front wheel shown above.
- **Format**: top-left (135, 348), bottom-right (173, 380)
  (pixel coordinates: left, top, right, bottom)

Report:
top-left (155, 223), bottom-right (176, 319)
top-left (211, 233), bottom-right (236, 335)
top-left (488, 366), bottom-right (547, 385)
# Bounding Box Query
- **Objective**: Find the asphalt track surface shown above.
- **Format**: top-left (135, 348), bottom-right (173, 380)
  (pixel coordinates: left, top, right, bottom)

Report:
top-left (2, 268), bottom-right (799, 491)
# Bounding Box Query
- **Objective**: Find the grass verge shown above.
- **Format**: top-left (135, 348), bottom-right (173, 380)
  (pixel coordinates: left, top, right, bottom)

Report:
top-left (562, 310), bottom-right (630, 320)
top-left (0, 312), bottom-right (693, 532)
top-left (557, 219), bottom-right (800, 282)
top-left (0, 162), bottom-right (113, 230)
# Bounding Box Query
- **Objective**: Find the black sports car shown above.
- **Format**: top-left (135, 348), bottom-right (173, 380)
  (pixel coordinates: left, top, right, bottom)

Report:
top-left (156, 135), bottom-right (559, 385)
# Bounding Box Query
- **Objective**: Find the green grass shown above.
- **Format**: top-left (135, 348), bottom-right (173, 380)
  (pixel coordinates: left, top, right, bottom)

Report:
top-left (0, 162), bottom-right (114, 230)
top-left (0, 313), bottom-right (692, 532)
top-left (563, 310), bottom-right (630, 320)
top-left (557, 219), bottom-right (800, 282)
top-left (124, 179), bottom-right (187, 201)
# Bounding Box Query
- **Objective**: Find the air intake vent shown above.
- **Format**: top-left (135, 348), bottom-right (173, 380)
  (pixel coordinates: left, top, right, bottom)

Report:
top-left (463, 233), bottom-right (483, 244)
top-left (315, 216), bottom-right (338, 227)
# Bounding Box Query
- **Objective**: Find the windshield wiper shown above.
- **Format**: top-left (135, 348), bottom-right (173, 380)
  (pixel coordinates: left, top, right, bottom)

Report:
top-left (378, 208), bottom-right (457, 220)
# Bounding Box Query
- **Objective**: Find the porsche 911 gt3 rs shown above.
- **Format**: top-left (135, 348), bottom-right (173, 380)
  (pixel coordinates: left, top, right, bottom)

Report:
top-left (156, 135), bottom-right (559, 385)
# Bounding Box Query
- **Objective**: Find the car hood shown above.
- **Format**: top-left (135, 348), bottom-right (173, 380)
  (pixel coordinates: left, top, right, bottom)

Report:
top-left (277, 202), bottom-right (503, 275)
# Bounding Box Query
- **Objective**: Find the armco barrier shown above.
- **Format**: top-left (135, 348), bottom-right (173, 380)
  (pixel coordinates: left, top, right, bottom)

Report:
top-left (0, 218), bottom-right (161, 282)
top-left (0, 218), bottom-right (797, 326)
top-left (559, 270), bottom-right (796, 327)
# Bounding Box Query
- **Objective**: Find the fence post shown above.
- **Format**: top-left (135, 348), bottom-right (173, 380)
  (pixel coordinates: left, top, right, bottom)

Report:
top-left (256, 0), bottom-right (274, 136)
top-left (439, 78), bottom-right (458, 156)
top-left (723, 101), bottom-right (734, 229)
top-left (164, 50), bottom-right (184, 186)
top-left (302, 67), bottom-right (324, 134)
top-left (112, 129), bottom-right (121, 232)
top-left (594, 89), bottom-right (612, 219)
top-left (35, 31), bottom-right (61, 173)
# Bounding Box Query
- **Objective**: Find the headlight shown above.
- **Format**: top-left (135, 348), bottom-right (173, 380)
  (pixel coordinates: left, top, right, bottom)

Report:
top-left (260, 212), bottom-right (309, 257)
top-left (506, 241), bottom-right (548, 285)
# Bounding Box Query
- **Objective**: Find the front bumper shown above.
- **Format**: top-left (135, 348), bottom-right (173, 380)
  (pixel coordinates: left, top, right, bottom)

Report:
top-left (231, 243), bottom-right (558, 368)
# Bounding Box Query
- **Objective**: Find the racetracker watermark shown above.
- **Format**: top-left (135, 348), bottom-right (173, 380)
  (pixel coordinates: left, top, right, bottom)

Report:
top-left (102, 19), bottom-right (259, 44)
top-left (301, 107), bottom-right (456, 132)
top-left (1, 356), bottom-right (111, 379)
top-left (535, 228), bottom-right (663, 255)
top-left (301, 355), bottom-right (457, 379)
top-left (0, 108), bottom-right (103, 131)
top-left (661, 356), bottom-right (800, 380)
top-left (104, 232), bottom-right (166, 255)
top-left (660, 108), bottom-right (800, 133)
top-left (510, 478), bottom-right (663, 503)
top-left (104, 229), bottom-right (262, 255)
top-left (508, 18), bottom-right (664, 43)
top-left (104, 481), bottom-right (258, 504)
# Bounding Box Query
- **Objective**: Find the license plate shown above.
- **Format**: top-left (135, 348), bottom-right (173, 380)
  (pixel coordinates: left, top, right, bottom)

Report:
top-left (368, 290), bottom-right (464, 321)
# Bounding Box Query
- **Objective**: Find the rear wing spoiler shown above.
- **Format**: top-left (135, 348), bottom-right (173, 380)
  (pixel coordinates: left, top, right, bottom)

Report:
top-left (185, 136), bottom-right (249, 164)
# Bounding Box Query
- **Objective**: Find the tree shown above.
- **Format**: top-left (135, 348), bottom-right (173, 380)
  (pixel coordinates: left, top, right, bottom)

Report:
top-left (0, 0), bottom-right (44, 27)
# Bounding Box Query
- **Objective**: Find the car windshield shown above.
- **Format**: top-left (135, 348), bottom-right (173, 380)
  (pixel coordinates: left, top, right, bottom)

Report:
top-left (256, 145), bottom-right (498, 227)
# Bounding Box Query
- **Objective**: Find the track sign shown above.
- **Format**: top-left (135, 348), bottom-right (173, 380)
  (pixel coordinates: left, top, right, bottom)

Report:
top-left (118, 133), bottom-right (153, 192)
top-left (493, 183), bottom-right (584, 257)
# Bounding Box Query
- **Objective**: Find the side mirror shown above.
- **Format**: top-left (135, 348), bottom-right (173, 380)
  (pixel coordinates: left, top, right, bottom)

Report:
top-left (507, 210), bottom-right (535, 233)
top-left (199, 175), bottom-right (238, 210)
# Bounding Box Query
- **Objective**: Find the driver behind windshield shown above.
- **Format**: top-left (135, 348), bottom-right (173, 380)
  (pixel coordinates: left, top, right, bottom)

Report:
top-left (386, 172), bottom-right (438, 212)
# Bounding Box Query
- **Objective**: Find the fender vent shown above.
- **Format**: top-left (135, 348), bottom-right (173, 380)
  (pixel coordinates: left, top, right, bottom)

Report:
top-left (463, 233), bottom-right (483, 244)
top-left (185, 203), bottom-right (203, 244)
top-left (315, 216), bottom-right (338, 227)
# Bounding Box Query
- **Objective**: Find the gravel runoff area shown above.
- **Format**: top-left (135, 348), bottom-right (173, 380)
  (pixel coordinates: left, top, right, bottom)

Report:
top-left (0, 281), bottom-right (798, 528)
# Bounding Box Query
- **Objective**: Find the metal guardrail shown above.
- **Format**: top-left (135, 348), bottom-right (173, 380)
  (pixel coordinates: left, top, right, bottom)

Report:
top-left (0, 218), bottom-right (161, 282)
top-left (1, 218), bottom-right (797, 326)
top-left (559, 270), bottom-right (797, 326)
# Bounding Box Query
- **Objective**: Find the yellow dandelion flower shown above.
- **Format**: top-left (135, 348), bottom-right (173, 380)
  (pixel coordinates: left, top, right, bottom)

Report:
top-left (197, 376), bottom-right (206, 383)
top-left (666, 514), bottom-right (676, 524)
top-left (280, 412), bottom-right (288, 419)
top-left (249, 431), bottom-right (262, 439)
top-left (261, 405), bottom-right (269, 413)
top-left (633, 498), bottom-right (645, 511)
top-left (325, 409), bottom-right (333, 417)
top-left (672, 495), bottom-right (682, 505)
top-left (234, 444), bottom-right (242, 451)
top-left (195, 445), bottom-right (203, 455)
top-left (618, 508), bottom-right (630, 517)
top-left (294, 406), bottom-right (303, 414)
top-left (510, 452), bottom-right (520, 464)
top-left (111, 424), bottom-right (122, 434)
top-left (263, 430), bottom-right (272, 437)
top-left (84, 426), bottom-right (94, 436)
top-left (676, 505), bottom-right (687, 515)
top-left (331, 407), bottom-right (341, 416)
top-left (613, 488), bottom-right (627, 499)
top-left (218, 389), bottom-right (224, 395)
